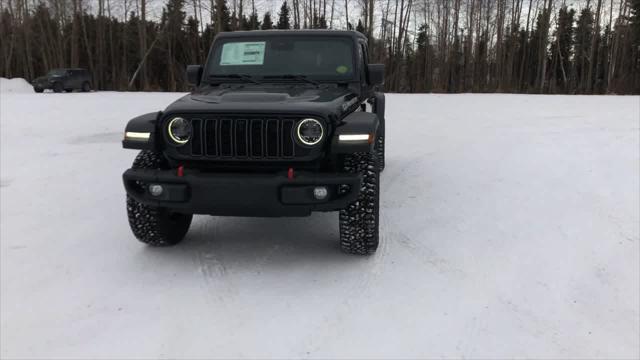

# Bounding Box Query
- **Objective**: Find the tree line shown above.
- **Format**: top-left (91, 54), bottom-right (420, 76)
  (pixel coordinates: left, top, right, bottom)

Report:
top-left (1, 0), bottom-right (638, 94)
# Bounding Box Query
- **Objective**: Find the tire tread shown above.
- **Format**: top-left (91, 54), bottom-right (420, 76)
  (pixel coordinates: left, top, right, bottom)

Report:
top-left (126, 150), bottom-right (192, 247)
top-left (339, 152), bottom-right (380, 255)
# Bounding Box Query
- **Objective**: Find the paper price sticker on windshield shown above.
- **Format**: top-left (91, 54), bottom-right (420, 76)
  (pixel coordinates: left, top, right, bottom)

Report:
top-left (220, 42), bottom-right (266, 66)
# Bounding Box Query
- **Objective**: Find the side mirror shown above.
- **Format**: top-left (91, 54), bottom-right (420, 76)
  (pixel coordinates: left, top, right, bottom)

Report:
top-left (367, 64), bottom-right (385, 86)
top-left (186, 65), bottom-right (203, 87)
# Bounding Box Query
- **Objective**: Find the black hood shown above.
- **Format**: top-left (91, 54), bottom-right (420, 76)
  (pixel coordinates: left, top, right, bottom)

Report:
top-left (163, 84), bottom-right (359, 122)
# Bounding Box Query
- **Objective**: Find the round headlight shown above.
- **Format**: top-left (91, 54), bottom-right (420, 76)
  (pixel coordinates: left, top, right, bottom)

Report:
top-left (296, 118), bottom-right (323, 146)
top-left (167, 117), bottom-right (192, 145)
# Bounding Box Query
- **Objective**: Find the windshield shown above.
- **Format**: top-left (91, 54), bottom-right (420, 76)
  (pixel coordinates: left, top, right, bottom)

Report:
top-left (205, 36), bottom-right (355, 82)
top-left (47, 69), bottom-right (68, 76)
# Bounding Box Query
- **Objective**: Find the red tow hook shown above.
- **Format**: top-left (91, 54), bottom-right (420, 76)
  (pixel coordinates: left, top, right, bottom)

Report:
top-left (177, 165), bottom-right (184, 177)
top-left (287, 167), bottom-right (294, 180)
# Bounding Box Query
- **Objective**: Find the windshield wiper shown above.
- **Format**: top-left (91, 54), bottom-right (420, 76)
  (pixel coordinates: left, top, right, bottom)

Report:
top-left (208, 74), bottom-right (262, 84)
top-left (263, 74), bottom-right (320, 86)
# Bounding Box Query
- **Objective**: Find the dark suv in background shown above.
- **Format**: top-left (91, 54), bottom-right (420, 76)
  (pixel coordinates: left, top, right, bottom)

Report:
top-left (32, 68), bottom-right (92, 93)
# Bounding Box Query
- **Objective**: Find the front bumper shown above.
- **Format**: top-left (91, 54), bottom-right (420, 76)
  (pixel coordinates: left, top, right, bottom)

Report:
top-left (123, 168), bottom-right (362, 217)
top-left (32, 81), bottom-right (52, 89)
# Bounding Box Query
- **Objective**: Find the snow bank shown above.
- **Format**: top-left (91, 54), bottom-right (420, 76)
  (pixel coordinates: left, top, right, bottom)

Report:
top-left (0, 77), bottom-right (34, 93)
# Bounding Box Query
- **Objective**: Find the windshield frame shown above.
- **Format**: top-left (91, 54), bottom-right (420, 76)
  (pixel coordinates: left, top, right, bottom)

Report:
top-left (203, 35), bottom-right (359, 84)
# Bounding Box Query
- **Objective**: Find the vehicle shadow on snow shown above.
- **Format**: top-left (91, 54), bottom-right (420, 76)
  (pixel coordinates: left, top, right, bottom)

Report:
top-left (135, 212), bottom-right (373, 273)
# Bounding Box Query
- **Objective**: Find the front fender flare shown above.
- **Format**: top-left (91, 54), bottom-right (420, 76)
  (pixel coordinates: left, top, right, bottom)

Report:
top-left (331, 111), bottom-right (380, 154)
top-left (122, 112), bottom-right (161, 150)
top-left (373, 92), bottom-right (385, 136)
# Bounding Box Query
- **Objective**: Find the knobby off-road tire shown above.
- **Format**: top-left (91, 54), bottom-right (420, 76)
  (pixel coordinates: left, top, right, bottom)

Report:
top-left (33, 87), bottom-right (44, 93)
top-left (82, 82), bottom-right (91, 92)
top-left (375, 135), bottom-right (385, 172)
top-left (126, 150), bottom-right (193, 246)
top-left (339, 152), bottom-right (380, 255)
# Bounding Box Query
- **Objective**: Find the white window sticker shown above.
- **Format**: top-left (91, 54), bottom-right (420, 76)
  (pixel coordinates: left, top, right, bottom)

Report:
top-left (220, 42), bottom-right (266, 66)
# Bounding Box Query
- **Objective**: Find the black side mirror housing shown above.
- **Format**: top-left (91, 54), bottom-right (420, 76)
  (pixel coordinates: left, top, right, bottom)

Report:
top-left (367, 64), bottom-right (385, 86)
top-left (186, 65), bottom-right (203, 87)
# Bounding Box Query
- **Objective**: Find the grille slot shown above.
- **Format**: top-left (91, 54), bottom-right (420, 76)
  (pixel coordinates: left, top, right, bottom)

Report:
top-left (281, 120), bottom-right (295, 157)
top-left (220, 119), bottom-right (233, 157)
top-left (205, 119), bottom-right (217, 156)
top-left (266, 119), bottom-right (279, 157)
top-left (191, 119), bottom-right (203, 156)
top-left (250, 119), bottom-right (263, 157)
top-left (235, 119), bottom-right (248, 157)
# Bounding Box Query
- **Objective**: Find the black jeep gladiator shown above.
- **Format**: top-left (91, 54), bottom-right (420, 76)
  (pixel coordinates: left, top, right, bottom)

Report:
top-left (122, 30), bottom-right (386, 255)
top-left (32, 68), bottom-right (92, 93)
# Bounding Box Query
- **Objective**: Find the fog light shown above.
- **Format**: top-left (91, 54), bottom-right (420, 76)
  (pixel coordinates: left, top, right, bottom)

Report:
top-left (148, 184), bottom-right (164, 197)
top-left (313, 186), bottom-right (328, 200)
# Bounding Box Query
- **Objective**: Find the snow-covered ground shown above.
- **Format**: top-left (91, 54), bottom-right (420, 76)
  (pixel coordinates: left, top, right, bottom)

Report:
top-left (1, 90), bottom-right (639, 359)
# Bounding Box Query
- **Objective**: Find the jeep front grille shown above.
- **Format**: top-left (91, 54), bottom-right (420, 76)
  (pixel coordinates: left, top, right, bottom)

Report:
top-left (171, 115), bottom-right (319, 161)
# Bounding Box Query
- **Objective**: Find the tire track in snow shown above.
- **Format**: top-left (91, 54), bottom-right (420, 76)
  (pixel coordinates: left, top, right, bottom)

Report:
top-left (394, 231), bottom-right (466, 278)
top-left (192, 217), bottom-right (238, 306)
top-left (304, 210), bottom-right (391, 354)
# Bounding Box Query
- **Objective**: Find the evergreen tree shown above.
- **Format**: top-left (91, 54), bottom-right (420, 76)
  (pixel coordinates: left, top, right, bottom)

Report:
top-left (125, 11), bottom-right (141, 77)
top-left (629, 0), bottom-right (640, 93)
top-left (575, 7), bottom-right (594, 91)
top-left (202, 24), bottom-right (216, 49)
top-left (317, 15), bottom-right (327, 29)
top-left (631, 0), bottom-right (640, 46)
top-left (186, 16), bottom-right (201, 64)
top-left (415, 24), bottom-right (433, 92)
top-left (248, 12), bottom-right (260, 30)
top-left (159, 0), bottom-right (187, 90)
top-left (474, 31), bottom-right (489, 91)
top-left (277, 1), bottom-right (291, 29)
top-left (530, 5), bottom-right (552, 92)
top-left (239, 15), bottom-right (249, 30)
top-left (416, 24), bottom-right (428, 50)
top-left (598, 25), bottom-right (613, 93)
top-left (262, 12), bottom-right (274, 30)
top-left (525, 9), bottom-right (551, 91)
top-left (550, 6), bottom-right (575, 92)
top-left (214, 0), bottom-right (232, 32)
